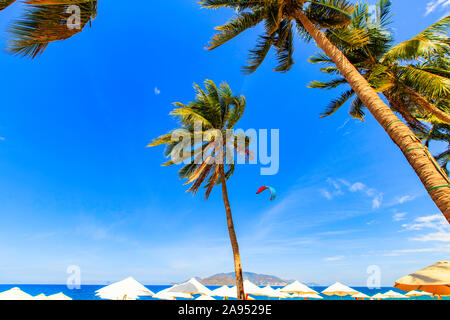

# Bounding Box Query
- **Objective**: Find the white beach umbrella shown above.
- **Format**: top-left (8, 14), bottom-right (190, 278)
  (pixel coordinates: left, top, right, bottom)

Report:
top-left (155, 288), bottom-right (193, 300)
top-left (259, 286), bottom-right (283, 298)
top-left (48, 292), bottom-right (73, 300)
top-left (196, 295), bottom-right (215, 300)
top-left (351, 292), bottom-right (370, 299)
top-left (383, 290), bottom-right (408, 299)
top-left (166, 278), bottom-right (213, 296)
top-left (274, 288), bottom-right (293, 299)
top-left (405, 290), bottom-right (433, 297)
top-left (296, 293), bottom-right (323, 300)
top-left (321, 282), bottom-right (359, 297)
top-left (372, 293), bottom-right (387, 300)
top-left (243, 280), bottom-right (265, 296)
top-left (0, 287), bottom-right (34, 300)
top-left (95, 276), bottom-right (154, 300)
top-left (33, 294), bottom-right (49, 300)
top-left (280, 281), bottom-right (318, 295)
top-left (211, 286), bottom-right (237, 299)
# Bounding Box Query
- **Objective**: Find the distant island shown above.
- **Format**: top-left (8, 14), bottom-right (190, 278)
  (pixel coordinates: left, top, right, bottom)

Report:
top-left (197, 272), bottom-right (295, 286)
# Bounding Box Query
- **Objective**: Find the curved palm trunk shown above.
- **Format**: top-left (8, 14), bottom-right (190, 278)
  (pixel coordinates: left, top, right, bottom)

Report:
top-left (219, 164), bottom-right (245, 300)
top-left (296, 12), bottom-right (450, 223)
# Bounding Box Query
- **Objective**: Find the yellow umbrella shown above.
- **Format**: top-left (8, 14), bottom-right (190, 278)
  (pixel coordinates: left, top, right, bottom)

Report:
top-left (394, 261), bottom-right (450, 296)
top-left (321, 282), bottom-right (359, 297)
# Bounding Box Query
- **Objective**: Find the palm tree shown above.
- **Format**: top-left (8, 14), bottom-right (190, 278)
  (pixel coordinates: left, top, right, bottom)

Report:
top-left (5, 0), bottom-right (97, 58)
top-left (148, 80), bottom-right (251, 300)
top-left (307, 1), bottom-right (450, 180)
top-left (200, 0), bottom-right (450, 222)
top-left (308, 3), bottom-right (449, 126)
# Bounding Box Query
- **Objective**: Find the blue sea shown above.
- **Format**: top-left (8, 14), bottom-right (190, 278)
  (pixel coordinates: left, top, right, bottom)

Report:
top-left (0, 285), bottom-right (445, 300)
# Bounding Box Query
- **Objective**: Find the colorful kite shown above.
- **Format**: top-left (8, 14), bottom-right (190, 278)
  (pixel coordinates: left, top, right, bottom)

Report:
top-left (256, 186), bottom-right (277, 201)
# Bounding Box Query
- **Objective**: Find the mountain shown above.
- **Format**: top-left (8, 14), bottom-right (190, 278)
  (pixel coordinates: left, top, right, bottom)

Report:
top-left (198, 272), bottom-right (293, 286)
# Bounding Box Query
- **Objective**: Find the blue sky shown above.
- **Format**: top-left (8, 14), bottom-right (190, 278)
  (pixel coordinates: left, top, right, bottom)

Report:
top-left (0, 0), bottom-right (449, 286)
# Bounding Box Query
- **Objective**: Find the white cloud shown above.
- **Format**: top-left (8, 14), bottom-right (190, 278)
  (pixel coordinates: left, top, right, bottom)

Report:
top-left (323, 178), bottom-right (383, 210)
top-left (154, 87), bottom-right (161, 95)
top-left (393, 212), bottom-right (407, 222)
top-left (425, 0), bottom-right (450, 15)
top-left (321, 189), bottom-right (333, 200)
top-left (412, 232), bottom-right (450, 242)
top-left (350, 182), bottom-right (365, 192)
top-left (394, 195), bottom-right (416, 205)
top-left (402, 214), bottom-right (447, 231)
top-left (324, 256), bottom-right (345, 262)
top-left (383, 245), bottom-right (450, 256)
top-left (402, 214), bottom-right (450, 242)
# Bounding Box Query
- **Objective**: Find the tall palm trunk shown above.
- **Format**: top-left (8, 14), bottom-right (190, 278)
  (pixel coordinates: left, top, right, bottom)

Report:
top-left (296, 11), bottom-right (450, 223)
top-left (219, 164), bottom-right (245, 300)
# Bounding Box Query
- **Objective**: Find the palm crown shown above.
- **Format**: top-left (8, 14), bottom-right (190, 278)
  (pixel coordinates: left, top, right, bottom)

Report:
top-left (4, 0), bottom-right (97, 58)
top-left (200, 0), bottom-right (356, 74)
top-left (148, 80), bottom-right (250, 199)
top-left (308, 0), bottom-right (449, 126)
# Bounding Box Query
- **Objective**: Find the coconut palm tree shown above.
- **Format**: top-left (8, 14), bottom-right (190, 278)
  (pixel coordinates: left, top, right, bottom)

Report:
top-left (307, 1), bottom-right (449, 177)
top-left (148, 80), bottom-right (251, 300)
top-left (5, 0), bottom-right (97, 58)
top-left (200, 0), bottom-right (450, 222)
top-left (308, 3), bottom-right (449, 126)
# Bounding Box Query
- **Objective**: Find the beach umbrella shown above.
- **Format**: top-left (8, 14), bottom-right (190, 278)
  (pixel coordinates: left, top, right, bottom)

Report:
top-left (394, 261), bottom-right (450, 296)
top-left (154, 288), bottom-right (193, 300)
top-left (229, 281), bottom-right (265, 300)
top-left (383, 290), bottom-right (408, 299)
top-left (196, 295), bottom-right (215, 300)
top-left (47, 292), bottom-right (73, 300)
top-left (297, 293), bottom-right (323, 300)
top-left (372, 293), bottom-right (387, 300)
top-left (166, 278), bottom-right (213, 296)
top-left (259, 286), bottom-right (283, 298)
top-left (274, 288), bottom-right (292, 299)
top-left (321, 282), bottom-right (359, 297)
top-left (405, 290), bottom-right (433, 297)
top-left (243, 280), bottom-right (266, 296)
top-left (0, 287), bottom-right (33, 300)
top-left (33, 294), bottom-right (49, 300)
top-left (351, 292), bottom-right (370, 300)
top-left (95, 276), bottom-right (154, 300)
top-left (211, 286), bottom-right (237, 299)
top-left (280, 281), bottom-right (318, 295)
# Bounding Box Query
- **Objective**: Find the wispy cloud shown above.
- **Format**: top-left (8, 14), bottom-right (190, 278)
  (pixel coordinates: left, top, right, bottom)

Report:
top-left (321, 178), bottom-right (383, 209)
top-left (383, 244), bottom-right (450, 256)
top-left (425, 0), bottom-right (450, 15)
top-left (324, 256), bottom-right (345, 262)
top-left (402, 214), bottom-right (450, 242)
top-left (394, 195), bottom-right (416, 205)
top-left (393, 212), bottom-right (407, 222)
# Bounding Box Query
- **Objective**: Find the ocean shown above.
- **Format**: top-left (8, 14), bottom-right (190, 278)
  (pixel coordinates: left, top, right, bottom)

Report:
top-left (0, 285), bottom-right (444, 300)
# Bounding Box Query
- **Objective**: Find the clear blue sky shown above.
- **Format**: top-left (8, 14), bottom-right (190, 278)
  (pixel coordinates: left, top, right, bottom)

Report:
top-left (0, 1), bottom-right (448, 286)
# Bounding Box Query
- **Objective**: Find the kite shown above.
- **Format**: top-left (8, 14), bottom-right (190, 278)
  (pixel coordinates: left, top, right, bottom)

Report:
top-left (256, 186), bottom-right (277, 201)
